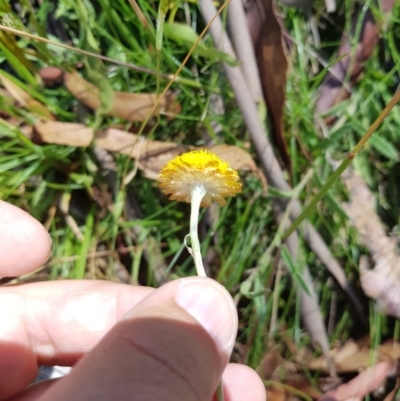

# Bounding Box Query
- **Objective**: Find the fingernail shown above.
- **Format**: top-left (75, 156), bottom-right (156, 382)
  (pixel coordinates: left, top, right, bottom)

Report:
top-left (175, 278), bottom-right (237, 351)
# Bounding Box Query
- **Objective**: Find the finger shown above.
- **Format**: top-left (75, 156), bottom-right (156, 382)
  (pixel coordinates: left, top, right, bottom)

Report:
top-left (38, 277), bottom-right (238, 401)
top-left (0, 280), bottom-right (153, 400)
top-left (222, 364), bottom-right (266, 401)
top-left (6, 379), bottom-right (57, 401)
top-left (8, 364), bottom-right (266, 401)
top-left (0, 200), bottom-right (51, 277)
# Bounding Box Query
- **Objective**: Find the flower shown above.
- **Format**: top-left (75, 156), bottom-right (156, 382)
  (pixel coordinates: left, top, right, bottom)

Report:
top-left (158, 149), bottom-right (242, 207)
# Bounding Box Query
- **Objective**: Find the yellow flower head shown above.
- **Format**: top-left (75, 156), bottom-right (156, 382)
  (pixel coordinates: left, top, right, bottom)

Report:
top-left (158, 149), bottom-right (242, 207)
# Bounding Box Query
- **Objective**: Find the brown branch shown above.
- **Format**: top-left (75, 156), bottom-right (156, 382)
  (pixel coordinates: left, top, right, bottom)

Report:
top-left (227, 0), bottom-right (263, 103)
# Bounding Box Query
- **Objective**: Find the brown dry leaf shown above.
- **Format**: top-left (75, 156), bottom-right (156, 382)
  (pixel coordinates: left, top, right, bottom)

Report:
top-left (208, 144), bottom-right (258, 173)
top-left (95, 130), bottom-right (258, 179)
top-left (285, 374), bottom-right (323, 399)
top-left (33, 123), bottom-right (258, 180)
top-left (341, 169), bottom-right (400, 318)
top-left (308, 340), bottom-right (400, 373)
top-left (266, 376), bottom-right (322, 401)
top-left (209, 144), bottom-right (267, 193)
top-left (34, 122), bottom-right (93, 147)
top-left (64, 71), bottom-right (180, 121)
top-left (330, 341), bottom-right (360, 366)
top-left (257, 345), bottom-right (322, 399)
top-left (266, 387), bottom-right (287, 401)
top-left (245, 0), bottom-right (264, 48)
top-left (319, 361), bottom-right (397, 401)
top-left (308, 340), bottom-right (360, 372)
top-left (254, 0), bottom-right (291, 173)
top-left (20, 124), bottom-right (34, 139)
top-left (0, 73), bottom-right (54, 121)
top-left (257, 346), bottom-right (285, 380)
top-left (316, 1), bottom-right (396, 116)
top-left (96, 128), bottom-right (190, 179)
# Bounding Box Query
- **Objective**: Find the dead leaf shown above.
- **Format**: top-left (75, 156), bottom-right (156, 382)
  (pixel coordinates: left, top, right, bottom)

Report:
top-left (64, 71), bottom-right (180, 121)
top-left (256, 342), bottom-right (323, 399)
top-left (257, 347), bottom-right (285, 380)
top-left (34, 122), bottom-right (93, 147)
top-left (316, 3), bottom-right (396, 116)
top-left (341, 169), bottom-right (400, 318)
top-left (31, 123), bottom-right (259, 181)
top-left (95, 130), bottom-right (258, 179)
top-left (245, 0), bottom-right (264, 47)
top-left (330, 341), bottom-right (360, 366)
top-left (265, 376), bottom-right (322, 401)
top-left (95, 128), bottom-right (189, 179)
top-left (20, 124), bottom-right (34, 139)
top-left (308, 340), bottom-right (400, 373)
top-left (285, 374), bottom-right (323, 399)
top-left (0, 73), bottom-right (54, 121)
top-left (255, 0), bottom-right (291, 173)
top-left (208, 144), bottom-right (258, 173)
top-left (319, 361), bottom-right (396, 401)
top-left (266, 387), bottom-right (287, 401)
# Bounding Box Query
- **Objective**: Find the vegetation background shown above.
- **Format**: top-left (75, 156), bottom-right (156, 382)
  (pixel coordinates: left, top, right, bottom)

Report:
top-left (0, 0), bottom-right (400, 398)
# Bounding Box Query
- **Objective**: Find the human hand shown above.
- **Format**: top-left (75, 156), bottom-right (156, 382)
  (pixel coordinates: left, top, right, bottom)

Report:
top-left (0, 200), bottom-right (265, 401)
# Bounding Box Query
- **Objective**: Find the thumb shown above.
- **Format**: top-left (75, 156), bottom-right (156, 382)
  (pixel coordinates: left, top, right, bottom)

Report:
top-left (39, 277), bottom-right (238, 401)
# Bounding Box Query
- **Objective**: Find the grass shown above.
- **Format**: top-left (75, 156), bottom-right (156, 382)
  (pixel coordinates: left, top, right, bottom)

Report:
top-left (1, 0), bottom-right (400, 388)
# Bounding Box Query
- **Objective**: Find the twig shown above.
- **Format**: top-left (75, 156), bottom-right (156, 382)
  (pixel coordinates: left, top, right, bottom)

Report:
top-left (227, 0), bottom-right (262, 103)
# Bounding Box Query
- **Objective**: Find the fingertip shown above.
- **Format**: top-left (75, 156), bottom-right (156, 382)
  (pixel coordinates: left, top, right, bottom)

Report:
top-left (0, 201), bottom-right (51, 276)
top-left (222, 364), bottom-right (266, 401)
top-left (174, 277), bottom-right (238, 353)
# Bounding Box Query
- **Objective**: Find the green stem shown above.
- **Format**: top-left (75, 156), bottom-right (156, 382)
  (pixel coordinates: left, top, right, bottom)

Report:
top-left (156, 8), bottom-right (165, 53)
top-left (282, 89), bottom-right (400, 240)
top-left (216, 382), bottom-right (225, 401)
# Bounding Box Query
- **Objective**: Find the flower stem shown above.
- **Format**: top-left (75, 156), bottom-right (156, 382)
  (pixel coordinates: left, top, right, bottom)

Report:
top-left (190, 186), bottom-right (224, 400)
top-left (216, 382), bottom-right (225, 401)
top-left (190, 185), bottom-right (207, 276)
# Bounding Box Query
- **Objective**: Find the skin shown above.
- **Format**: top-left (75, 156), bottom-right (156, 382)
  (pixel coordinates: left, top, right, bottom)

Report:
top-left (0, 200), bottom-right (266, 401)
